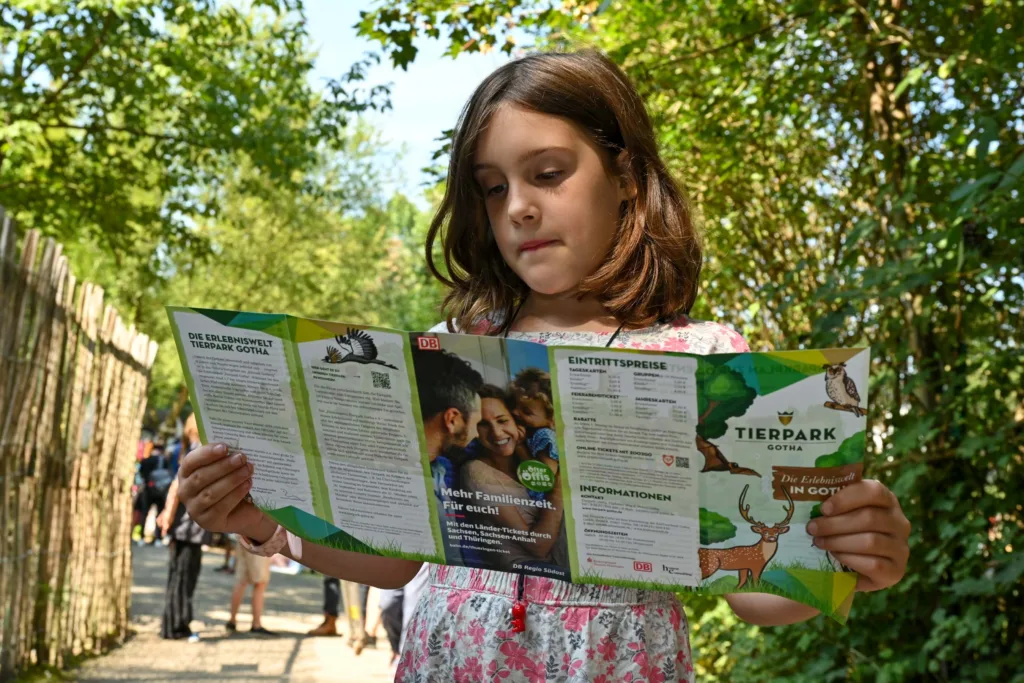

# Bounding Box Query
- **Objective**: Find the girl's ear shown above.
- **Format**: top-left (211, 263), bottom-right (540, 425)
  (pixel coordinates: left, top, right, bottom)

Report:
top-left (615, 149), bottom-right (639, 201)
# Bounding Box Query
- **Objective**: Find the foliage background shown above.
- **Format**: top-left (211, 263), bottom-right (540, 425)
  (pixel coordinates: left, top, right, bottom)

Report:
top-left (360, 1), bottom-right (1023, 679)
top-left (3, 0), bottom-right (1022, 680)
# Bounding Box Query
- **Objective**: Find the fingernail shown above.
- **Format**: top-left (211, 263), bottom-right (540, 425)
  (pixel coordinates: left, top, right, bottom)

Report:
top-left (248, 463), bottom-right (254, 475)
top-left (231, 453), bottom-right (243, 466)
top-left (807, 521), bottom-right (818, 535)
top-left (813, 537), bottom-right (825, 548)
top-left (214, 444), bottom-right (227, 454)
top-left (822, 501), bottom-right (834, 516)
top-left (240, 453), bottom-right (248, 466)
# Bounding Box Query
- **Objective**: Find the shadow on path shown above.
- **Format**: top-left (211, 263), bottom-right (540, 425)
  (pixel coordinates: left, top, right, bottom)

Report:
top-left (74, 543), bottom-right (394, 683)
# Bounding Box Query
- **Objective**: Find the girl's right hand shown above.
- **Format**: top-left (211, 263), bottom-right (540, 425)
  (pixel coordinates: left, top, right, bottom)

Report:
top-left (177, 443), bottom-right (262, 536)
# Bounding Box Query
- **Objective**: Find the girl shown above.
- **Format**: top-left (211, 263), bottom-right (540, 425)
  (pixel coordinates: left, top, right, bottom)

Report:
top-left (177, 50), bottom-right (911, 681)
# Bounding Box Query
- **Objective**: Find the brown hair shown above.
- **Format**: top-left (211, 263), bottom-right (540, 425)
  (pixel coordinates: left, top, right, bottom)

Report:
top-left (478, 384), bottom-right (513, 407)
top-left (509, 368), bottom-right (553, 419)
top-left (427, 49), bottom-right (703, 334)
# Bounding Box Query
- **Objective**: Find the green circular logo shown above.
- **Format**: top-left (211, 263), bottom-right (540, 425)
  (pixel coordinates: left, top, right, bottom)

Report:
top-left (517, 460), bottom-right (555, 493)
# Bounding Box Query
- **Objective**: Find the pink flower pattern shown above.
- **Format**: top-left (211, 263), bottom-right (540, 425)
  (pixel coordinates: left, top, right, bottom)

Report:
top-left (559, 607), bottom-right (593, 632)
top-left (397, 318), bottom-right (748, 682)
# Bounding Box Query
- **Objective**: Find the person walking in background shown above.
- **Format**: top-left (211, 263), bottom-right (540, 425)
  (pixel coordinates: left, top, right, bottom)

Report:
top-left (307, 575), bottom-right (342, 637)
top-left (215, 533), bottom-right (236, 574)
top-left (140, 437), bottom-right (173, 544)
top-left (225, 545), bottom-right (276, 636)
top-left (340, 580), bottom-right (367, 653)
top-left (157, 414), bottom-right (209, 641)
top-left (158, 476), bottom-right (210, 641)
top-left (376, 588), bottom-right (404, 667)
top-left (157, 413), bottom-right (211, 642)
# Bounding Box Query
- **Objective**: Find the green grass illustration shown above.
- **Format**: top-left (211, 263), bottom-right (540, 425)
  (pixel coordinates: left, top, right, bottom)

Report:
top-left (314, 532), bottom-right (438, 562)
top-left (573, 566), bottom-right (692, 593)
top-left (697, 560), bottom-right (839, 617)
top-left (258, 504), bottom-right (440, 563)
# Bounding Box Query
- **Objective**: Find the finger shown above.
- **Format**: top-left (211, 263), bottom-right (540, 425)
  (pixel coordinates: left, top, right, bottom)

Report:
top-left (808, 507), bottom-right (903, 537)
top-left (813, 532), bottom-right (905, 559)
top-left (831, 552), bottom-right (899, 590)
top-left (181, 451), bottom-right (250, 500)
top-left (202, 478), bottom-right (254, 529)
top-left (178, 443), bottom-right (232, 479)
top-left (854, 574), bottom-right (885, 592)
top-left (821, 479), bottom-right (897, 516)
top-left (186, 463), bottom-right (254, 522)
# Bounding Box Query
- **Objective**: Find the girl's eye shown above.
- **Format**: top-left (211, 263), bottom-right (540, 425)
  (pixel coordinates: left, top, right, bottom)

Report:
top-left (537, 170), bottom-right (563, 182)
top-left (485, 183), bottom-right (506, 198)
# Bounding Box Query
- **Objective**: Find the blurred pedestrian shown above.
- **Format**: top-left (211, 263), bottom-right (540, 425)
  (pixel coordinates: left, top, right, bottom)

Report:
top-left (140, 437), bottom-right (173, 543)
top-left (308, 576), bottom-right (342, 636)
top-left (215, 533), bottom-right (236, 574)
top-left (341, 580), bottom-right (368, 653)
top-left (225, 547), bottom-right (276, 636)
top-left (158, 473), bottom-right (210, 641)
top-left (376, 588), bottom-right (403, 666)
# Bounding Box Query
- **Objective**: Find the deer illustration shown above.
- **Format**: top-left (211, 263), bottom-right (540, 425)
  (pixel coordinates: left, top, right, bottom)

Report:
top-left (698, 485), bottom-right (795, 588)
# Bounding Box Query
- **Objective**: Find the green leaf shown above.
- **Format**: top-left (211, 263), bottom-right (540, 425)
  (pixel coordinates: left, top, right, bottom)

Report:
top-left (950, 173), bottom-right (1000, 202)
top-left (893, 64), bottom-right (927, 99)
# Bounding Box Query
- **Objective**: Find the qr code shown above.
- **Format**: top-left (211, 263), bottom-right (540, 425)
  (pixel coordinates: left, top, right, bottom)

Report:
top-left (675, 457), bottom-right (689, 469)
top-left (371, 371), bottom-right (391, 390)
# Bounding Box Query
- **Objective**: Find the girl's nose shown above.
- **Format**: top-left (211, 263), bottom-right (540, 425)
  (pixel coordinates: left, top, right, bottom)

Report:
top-left (507, 184), bottom-right (538, 226)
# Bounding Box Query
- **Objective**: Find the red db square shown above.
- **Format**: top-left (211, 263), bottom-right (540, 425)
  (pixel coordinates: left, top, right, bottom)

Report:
top-left (418, 336), bottom-right (441, 351)
top-left (634, 561), bottom-right (653, 573)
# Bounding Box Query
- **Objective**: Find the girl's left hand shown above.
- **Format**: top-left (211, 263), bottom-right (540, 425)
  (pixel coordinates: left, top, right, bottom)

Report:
top-left (807, 479), bottom-right (911, 592)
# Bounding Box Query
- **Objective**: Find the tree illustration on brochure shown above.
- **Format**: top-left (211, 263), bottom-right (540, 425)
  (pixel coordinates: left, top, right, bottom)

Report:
top-left (695, 359), bottom-right (759, 476)
top-left (814, 431), bottom-right (866, 468)
top-left (807, 432), bottom-right (866, 572)
top-left (700, 508), bottom-right (738, 545)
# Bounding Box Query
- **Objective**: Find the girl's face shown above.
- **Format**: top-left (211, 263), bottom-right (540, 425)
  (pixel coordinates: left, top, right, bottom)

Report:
top-left (513, 397), bottom-right (553, 431)
top-left (477, 397), bottom-right (520, 457)
top-left (473, 105), bottom-right (632, 297)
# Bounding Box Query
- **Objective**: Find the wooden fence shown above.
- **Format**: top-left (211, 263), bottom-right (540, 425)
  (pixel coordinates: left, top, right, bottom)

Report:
top-left (0, 206), bottom-right (158, 680)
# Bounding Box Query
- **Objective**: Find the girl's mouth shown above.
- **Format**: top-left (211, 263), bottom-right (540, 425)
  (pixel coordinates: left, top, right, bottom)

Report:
top-left (493, 437), bottom-right (511, 447)
top-left (519, 239), bottom-right (557, 253)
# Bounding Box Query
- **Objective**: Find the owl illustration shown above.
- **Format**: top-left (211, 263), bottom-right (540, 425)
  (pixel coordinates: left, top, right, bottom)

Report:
top-left (822, 363), bottom-right (866, 417)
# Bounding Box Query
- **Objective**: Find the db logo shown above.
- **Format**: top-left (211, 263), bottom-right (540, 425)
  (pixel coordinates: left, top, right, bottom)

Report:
top-left (633, 561), bottom-right (653, 572)
top-left (417, 337), bottom-right (441, 351)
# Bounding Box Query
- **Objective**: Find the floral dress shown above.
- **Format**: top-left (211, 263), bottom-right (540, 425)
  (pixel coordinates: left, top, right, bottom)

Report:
top-left (396, 316), bottom-right (749, 683)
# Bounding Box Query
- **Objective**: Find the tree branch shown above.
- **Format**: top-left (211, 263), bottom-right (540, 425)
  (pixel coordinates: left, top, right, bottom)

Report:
top-left (652, 10), bottom-right (815, 68)
top-left (37, 122), bottom-right (221, 152)
top-left (11, 14), bottom-right (36, 89)
top-left (35, 11), bottom-right (118, 116)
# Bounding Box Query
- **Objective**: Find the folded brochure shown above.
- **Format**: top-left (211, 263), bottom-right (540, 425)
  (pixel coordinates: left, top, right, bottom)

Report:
top-left (168, 306), bottom-right (868, 622)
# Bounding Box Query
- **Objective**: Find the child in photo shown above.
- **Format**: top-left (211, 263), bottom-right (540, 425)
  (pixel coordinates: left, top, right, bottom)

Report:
top-left (509, 368), bottom-right (559, 474)
top-left (509, 368), bottom-right (569, 566)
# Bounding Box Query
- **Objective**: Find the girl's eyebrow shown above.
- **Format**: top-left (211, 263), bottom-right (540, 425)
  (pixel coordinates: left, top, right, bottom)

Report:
top-left (473, 146), bottom-right (572, 172)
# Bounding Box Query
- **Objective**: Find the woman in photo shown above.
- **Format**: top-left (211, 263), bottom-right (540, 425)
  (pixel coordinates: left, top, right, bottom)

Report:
top-left (460, 385), bottom-right (564, 572)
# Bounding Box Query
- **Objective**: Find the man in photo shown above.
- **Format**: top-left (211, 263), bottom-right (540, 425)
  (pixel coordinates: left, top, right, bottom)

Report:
top-left (412, 347), bottom-right (484, 564)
